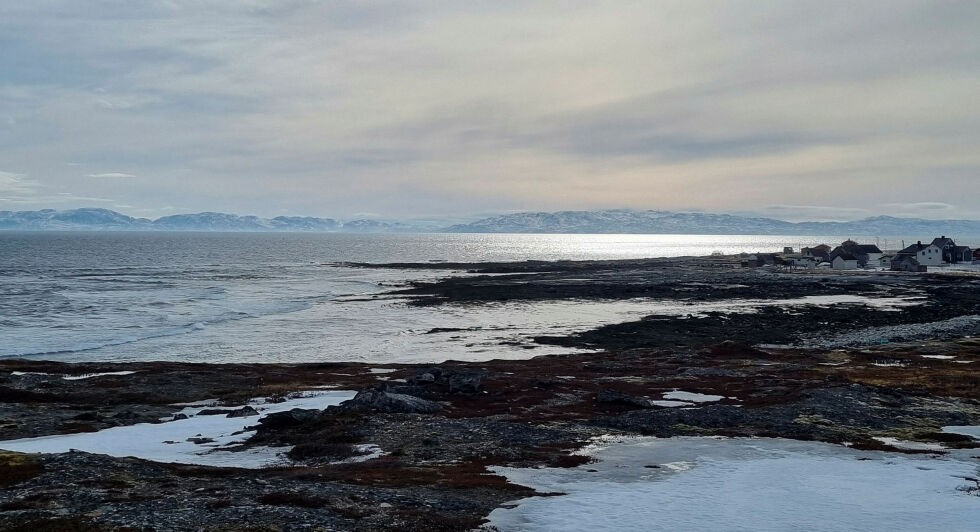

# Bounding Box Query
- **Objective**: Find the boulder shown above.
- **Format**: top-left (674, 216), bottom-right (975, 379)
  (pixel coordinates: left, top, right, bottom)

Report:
top-left (226, 406), bottom-right (259, 418)
top-left (256, 408), bottom-right (320, 429)
top-left (447, 371), bottom-right (484, 394)
top-left (596, 389), bottom-right (653, 408)
top-left (196, 408), bottom-right (235, 416)
top-left (340, 390), bottom-right (442, 414)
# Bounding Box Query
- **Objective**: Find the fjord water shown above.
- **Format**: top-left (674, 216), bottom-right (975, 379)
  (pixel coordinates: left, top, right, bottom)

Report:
top-left (0, 232), bottom-right (923, 363)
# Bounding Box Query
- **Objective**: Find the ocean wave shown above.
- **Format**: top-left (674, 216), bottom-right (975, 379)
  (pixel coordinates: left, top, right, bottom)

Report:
top-left (1, 300), bottom-right (315, 359)
top-left (2, 323), bottom-right (210, 358)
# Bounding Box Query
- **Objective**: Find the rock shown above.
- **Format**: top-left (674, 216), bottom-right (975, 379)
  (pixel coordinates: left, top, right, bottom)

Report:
top-left (340, 390), bottom-right (442, 414)
top-left (196, 408), bottom-right (236, 416)
top-left (256, 408), bottom-right (320, 429)
top-left (415, 372), bottom-right (436, 383)
top-left (448, 371), bottom-right (484, 394)
top-left (596, 389), bottom-right (652, 408)
top-left (172, 413), bottom-right (189, 421)
top-left (226, 406), bottom-right (259, 418)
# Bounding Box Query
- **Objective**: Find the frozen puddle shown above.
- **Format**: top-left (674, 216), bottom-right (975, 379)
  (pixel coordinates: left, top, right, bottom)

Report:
top-left (487, 437), bottom-right (980, 531)
top-left (62, 371), bottom-right (138, 380)
top-left (661, 390), bottom-right (726, 403)
top-left (944, 426), bottom-right (980, 440)
top-left (0, 390), bottom-right (357, 468)
top-left (10, 370), bottom-right (138, 380)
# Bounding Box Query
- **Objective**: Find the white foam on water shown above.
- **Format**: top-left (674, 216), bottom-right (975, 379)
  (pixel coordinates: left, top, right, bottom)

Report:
top-left (0, 390), bottom-right (357, 468)
top-left (487, 437), bottom-right (980, 532)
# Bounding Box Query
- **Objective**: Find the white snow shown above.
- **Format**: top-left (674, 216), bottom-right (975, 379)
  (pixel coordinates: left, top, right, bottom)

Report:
top-left (873, 437), bottom-right (946, 452)
top-left (661, 390), bottom-right (726, 403)
top-left (487, 436), bottom-right (980, 532)
top-left (0, 390), bottom-right (357, 468)
top-left (944, 426), bottom-right (980, 440)
top-left (921, 354), bottom-right (956, 360)
top-left (62, 371), bottom-right (137, 380)
top-left (10, 370), bottom-right (138, 380)
top-left (648, 400), bottom-right (695, 408)
top-left (368, 368), bottom-right (398, 374)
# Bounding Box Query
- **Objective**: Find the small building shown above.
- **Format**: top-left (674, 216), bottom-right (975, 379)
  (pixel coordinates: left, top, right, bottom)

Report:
top-left (896, 241), bottom-right (943, 266)
top-left (930, 236), bottom-right (973, 264)
top-left (828, 240), bottom-right (883, 268)
top-left (891, 254), bottom-right (927, 272)
top-left (744, 253), bottom-right (785, 268)
top-left (832, 253), bottom-right (859, 270)
top-left (801, 244), bottom-right (831, 264)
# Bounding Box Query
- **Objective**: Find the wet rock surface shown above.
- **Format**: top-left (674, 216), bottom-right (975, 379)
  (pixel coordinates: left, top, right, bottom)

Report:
top-left (2, 257), bottom-right (980, 530)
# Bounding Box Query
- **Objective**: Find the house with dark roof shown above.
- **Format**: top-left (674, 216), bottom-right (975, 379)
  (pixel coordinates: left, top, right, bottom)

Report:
top-left (827, 240), bottom-right (883, 268)
top-left (743, 253), bottom-right (787, 268)
top-left (832, 253), bottom-right (859, 270)
top-left (930, 236), bottom-right (972, 263)
top-left (891, 254), bottom-right (927, 272)
top-left (895, 241), bottom-right (943, 267)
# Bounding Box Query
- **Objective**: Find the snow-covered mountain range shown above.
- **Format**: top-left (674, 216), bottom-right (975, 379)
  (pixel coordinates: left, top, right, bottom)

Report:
top-left (0, 209), bottom-right (419, 233)
top-left (449, 209), bottom-right (980, 236)
top-left (3, 207), bottom-right (980, 236)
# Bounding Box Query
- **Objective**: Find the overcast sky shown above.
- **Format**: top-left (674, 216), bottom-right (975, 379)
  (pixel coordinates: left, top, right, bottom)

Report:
top-left (1, 1), bottom-right (978, 221)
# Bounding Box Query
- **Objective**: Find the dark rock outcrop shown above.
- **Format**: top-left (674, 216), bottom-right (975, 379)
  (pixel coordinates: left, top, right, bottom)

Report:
top-left (256, 408), bottom-right (321, 429)
top-left (226, 406), bottom-right (259, 418)
top-left (339, 390), bottom-right (442, 414)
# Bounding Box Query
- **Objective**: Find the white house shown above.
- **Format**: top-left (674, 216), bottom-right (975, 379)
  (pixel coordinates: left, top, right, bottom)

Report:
top-left (899, 241), bottom-right (944, 266)
top-left (832, 254), bottom-right (859, 270)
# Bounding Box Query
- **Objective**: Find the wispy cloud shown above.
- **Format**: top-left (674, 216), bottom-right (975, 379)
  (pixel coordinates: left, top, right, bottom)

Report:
top-left (86, 172), bottom-right (136, 178)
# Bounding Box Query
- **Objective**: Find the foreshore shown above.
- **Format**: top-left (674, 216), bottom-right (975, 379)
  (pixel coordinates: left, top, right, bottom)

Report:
top-left (2, 256), bottom-right (979, 531)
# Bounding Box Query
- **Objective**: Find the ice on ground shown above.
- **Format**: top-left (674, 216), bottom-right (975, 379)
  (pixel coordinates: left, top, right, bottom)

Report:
top-left (0, 390), bottom-right (357, 468)
top-left (62, 371), bottom-right (137, 380)
top-left (649, 400), bottom-right (694, 408)
top-left (487, 436), bottom-right (980, 532)
top-left (9, 370), bottom-right (138, 380)
top-left (873, 437), bottom-right (946, 452)
top-left (661, 390), bottom-right (726, 403)
top-left (368, 368), bottom-right (398, 374)
top-left (944, 426), bottom-right (980, 440)
top-left (921, 354), bottom-right (957, 360)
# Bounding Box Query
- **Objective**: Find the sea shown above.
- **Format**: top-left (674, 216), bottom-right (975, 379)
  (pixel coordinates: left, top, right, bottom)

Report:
top-left (1, 232), bottom-right (971, 364)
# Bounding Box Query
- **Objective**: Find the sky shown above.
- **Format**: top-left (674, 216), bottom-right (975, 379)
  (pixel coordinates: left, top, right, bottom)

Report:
top-left (0, 1), bottom-right (978, 221)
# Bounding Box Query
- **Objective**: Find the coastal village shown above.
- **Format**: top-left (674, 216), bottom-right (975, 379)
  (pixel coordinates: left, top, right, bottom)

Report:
top-left (744, 236), bottom-right (980, 272)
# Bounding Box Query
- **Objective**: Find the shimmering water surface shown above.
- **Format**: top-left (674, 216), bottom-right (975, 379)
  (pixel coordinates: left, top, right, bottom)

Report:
top-left (0, 232), bottom-right (957, 363)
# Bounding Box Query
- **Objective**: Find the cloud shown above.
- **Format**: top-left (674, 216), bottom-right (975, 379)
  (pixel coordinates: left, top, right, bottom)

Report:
top-left (758, 204), bottom-right (870, 222)
top-left (0, 1), bottom-right (978, 217)
top-left (86, 172), bottom-right (136, 178)
top-left (884, 202), bottom-right (955, 212)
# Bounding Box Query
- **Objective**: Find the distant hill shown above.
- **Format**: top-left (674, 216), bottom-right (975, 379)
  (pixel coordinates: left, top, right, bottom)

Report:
top-left (0, 208), bottom-right (416, 233)
top-left (446, 209), bottom-right (980, 236)
top-left (4, 207), bottom-right (980, 236)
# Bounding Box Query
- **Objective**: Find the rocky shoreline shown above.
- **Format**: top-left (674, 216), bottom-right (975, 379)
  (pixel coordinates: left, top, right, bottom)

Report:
top-left (2, 257), bottom-right (980, 530)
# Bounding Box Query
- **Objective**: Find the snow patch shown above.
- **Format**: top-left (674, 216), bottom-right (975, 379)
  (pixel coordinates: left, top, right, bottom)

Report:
top-left (62, 371), bottom-right (137, 380)
top-left (943, 426), bottom-right (980, 440)
top-left (0, 390), bottom-right (358, 468)
top-left (661, 390), bottom-right (726, 403)
top-left (873, 437), bottom-right (946, 452)
top-left (487, 437), bottom-right (980, 532)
